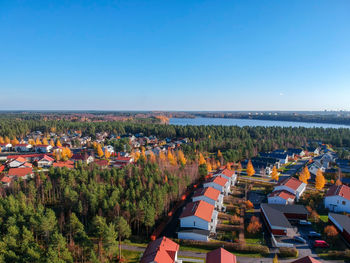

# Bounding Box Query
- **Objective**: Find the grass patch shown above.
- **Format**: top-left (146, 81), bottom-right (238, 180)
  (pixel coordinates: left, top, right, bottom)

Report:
top-left (122, 250), bottom-right (142, 263)
top-left (319, 215), bottom-right (328, 223)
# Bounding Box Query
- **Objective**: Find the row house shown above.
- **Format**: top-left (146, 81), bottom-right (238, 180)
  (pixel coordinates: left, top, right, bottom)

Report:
top-left (192, 187), bottom-right (224, 211)
top-left (213, 168), bottom-right (237, 187)
top-left (324, 184), bottom-right (350, 213)
top-left (271, 177), bottom-right (306, 202)
top-left (203, 176), bottom-right (230, 196)
top-left (140, 236), bottom-right (180, 263)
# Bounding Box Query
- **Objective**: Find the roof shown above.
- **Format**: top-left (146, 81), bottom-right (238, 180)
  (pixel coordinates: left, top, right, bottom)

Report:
top-left (263, 203), bottom-right (308, 215)
top-left (206, 248), bottom-right (236, 263)
top-left (94, 160), bottom-right (109, 166)
top-left (206, 176), bottom-right (228, 187)
top-left (35, 144), bottom-right (50, 147)
top-left (53, 161), bottom-right (74, 169)
top-left (1, 176), bottom-right (12, 183)
top-left (268, 190), bottom-right (296, 201)
top-left (278, 177), bottom-right (304, 191)
top-left (217, 168), bottom-right (235, 178)
top-left (140, 236), bottom-right (179, 263)
top-left (193, 187), bottom-right (220, 201)
top-left (15, 144), bottom-right (31, 147)
top-left (261, 203), bottom-right (292, 229)
top-left (290, 256), bottom-right (321, 263)
top-left (39, 155), bottom-right (54, 162)
top-left (329, 212), bottom-right (350, 234)
top-left (8, 167), bottom-right (33, 177)
top-left (325, 184), bottom-right (350, 201)
top-left (13, 156), bottom-right (27, 163)
top-left (180, 200), bottom-right (214, 222)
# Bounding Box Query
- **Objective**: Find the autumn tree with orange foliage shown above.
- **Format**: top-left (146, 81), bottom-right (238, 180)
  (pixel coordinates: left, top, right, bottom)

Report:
top-left (35, 138), bottom-right (42, 145)
top-left (206, 161), bottom-right (212, 172)
top-left (198, 153), bottom-right (206, 165)
top-left (245, 200), bottom-right (254, 209)
top-left (148, 151), bottom-right (156, 163)
top-left (227, 162), bottom-right (231, 170)
top-left (11, 137), bottom-right (19, 146)
top-left (42, 138), bottom-right (48, 145)
top-left (158, 151), bottom-right (166, 162)
top-left (246, 160), bottom-right (255, 177)
top-left (167, 150), bottom-right (177, 166)
top-left (56, 139), bottom-right (62, 147)
top-left (96, 144), bottom-right (104, 158)
top-left (177, 150), bottom-right (187, 166)
top-left (324, 225), bottom-right (338, 242)
top-left (0, 137), bottom-right (4, 144)
top-left (336, 179), bottom-right (342, 186)
top-left (271, 166), bottom-right (279, 181)
top-left (299, 166), bottom-right (311, 184)
top-left (247, 216), bottom-right (262, 234)
top-left (4, 137), bottom-right (10, 144)
top-left (104, 149), bottom-right (111, 159)
top-left (50, 139), bottom-right (55, 147)
top-left (315, 169), bottom-right (326, 190)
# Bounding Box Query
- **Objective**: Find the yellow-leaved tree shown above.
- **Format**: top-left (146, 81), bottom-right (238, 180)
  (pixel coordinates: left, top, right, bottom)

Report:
top-left (271, 166), bottom-right (279, 181)
top-left (177, 150), bottom-right (187, 166)
top-left (167, 150), bottom-right (177, 166)
top-left (299, 166), bottom-right (310, 184)
top-left (198, 153), bottom-right (206, 165)
top-left (4, 137), bottom-right (10, 144)
top-left (158, 151), bottom-right (166, 162)
top-left (35, 137), bottom-right (42, 145)
top-left (246, 160), bottom-right (255, 177)
top-left (0, 137), bottom-right (4, 144)
top-left (97, 144), bottom-right (104, 158)
top-left (42, 138), bottom-right (48, 145)
top-left (315, 169), bottom-right (326, 190)
top-left (56, 139), bottom-right (62, 147)
top-left (50, 139), bottom-right (55, 147)
top-left (104, 149), bottom-right (111, 159)
top-left (11, 137), bottom-right (19, 146)
top-left (148, 151), bottom-right (156, 163)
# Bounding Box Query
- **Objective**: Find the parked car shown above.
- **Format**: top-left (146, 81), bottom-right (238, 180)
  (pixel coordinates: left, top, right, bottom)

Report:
top-left (299, 220), bottom-right (311, 226)
top-left (313, 240), bottom-right (329, 248)
top-left (308, 231), bottom-right (321, 238)
top-left (294, 236), bottom-right (307, 244)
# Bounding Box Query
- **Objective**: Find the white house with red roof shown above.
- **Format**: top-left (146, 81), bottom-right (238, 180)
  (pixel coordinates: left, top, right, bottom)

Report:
top-left (140, 236), bottom-right (180, 263)
top-left (203, 176), bottom-right (230, 195)
top-left (35, 144), bottom-right (53, 153)
top-left (213, 168), bottom-right (237, 186)
top-left (206, 248), bottom-right (236, 263)
top-left (113, 155), bottom-right (134, 168)
top-left (8, 167), bottom-right (33, 180)
top-left (192, 187), bottom-right (224, 211)
top-left (268, 190), bottom-right (296, 205)
top-left (324, 184), bottom-right (350, 213)
top-left (8, 157), bottom-right (32, 168)
top-left (37, 155), bottom-right (54, 167)
top-left (179, 200), bottom-right (218, 233)
top-left (273, 177), bottom-right (306, 201)
top-left (15, 143), bottom-right (33, 152)
top-left (1, 176), bottom-right (13, 187)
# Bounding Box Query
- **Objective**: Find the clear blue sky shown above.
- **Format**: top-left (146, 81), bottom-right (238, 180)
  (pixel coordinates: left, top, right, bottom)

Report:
top-left (1, 0), bottom-right (349, 111)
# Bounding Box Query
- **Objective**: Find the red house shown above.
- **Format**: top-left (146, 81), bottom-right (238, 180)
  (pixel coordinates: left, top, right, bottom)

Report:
top-left (206, 248), bottom-right (236, 263)
top-left (140, 236), bottom-right (179, 263)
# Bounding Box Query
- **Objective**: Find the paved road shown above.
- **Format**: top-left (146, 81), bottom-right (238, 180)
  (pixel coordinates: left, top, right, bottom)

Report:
top-left (121, 244), bottom-right (342, 263)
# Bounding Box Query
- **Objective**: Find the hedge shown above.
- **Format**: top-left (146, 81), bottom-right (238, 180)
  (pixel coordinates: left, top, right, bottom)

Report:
top-left (173, 239), bottom-right (269, 255)
top-left (278, 247), bottom-right (298, 258)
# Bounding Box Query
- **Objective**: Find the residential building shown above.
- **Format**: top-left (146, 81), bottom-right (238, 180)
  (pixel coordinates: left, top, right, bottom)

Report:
top-left (290, 256), bottom-right (321, 263)
top-left (213, 168), bottom-right (237, 186)
top-left (273, 177), bottom-right (306, 201)
top-left (203, 176), bottom-right (230, 195)
top-left (328, 212), bottom-right (350, 245)
top-left (35, 144), bottom-right (53, 153)
top-left (8, 167), bottom-right (34, 180)
top-left (206, 248), bottom-right (236, 263)
top-left (324, 184), bottom-right (350, 213)
top-left (192, 187), bottom-right (224, 211)
top-left (0, 143), bottom-right (12, 151)
top-left (268, 190), bottom-right (296, 205)
top-left (37, 155), bottom-right (54, 168)
top-left (14, 144), bottom-right (33, 152)
top-left (140, 236), bottom-right (180, 263)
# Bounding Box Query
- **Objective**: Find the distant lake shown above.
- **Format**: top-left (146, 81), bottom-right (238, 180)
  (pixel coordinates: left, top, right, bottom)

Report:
top-left (169, 117), bottom-right (350, 129)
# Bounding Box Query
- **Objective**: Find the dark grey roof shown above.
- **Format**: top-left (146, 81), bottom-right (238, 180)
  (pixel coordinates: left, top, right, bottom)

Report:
top-left (265, 204), bottom-right (308, 215)
top-left (261, 204), bottom-right (292, 229)
top-left (177, 228), bottom-right (210, 236)
top-left (329, 213), bottom-right (350, 234)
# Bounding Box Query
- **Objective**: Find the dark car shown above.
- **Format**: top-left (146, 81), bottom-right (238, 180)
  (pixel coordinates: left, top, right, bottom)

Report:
top-left (294, 236), bottom-right (307, 244)
top-left (308, 231), bottom-right (321, 238)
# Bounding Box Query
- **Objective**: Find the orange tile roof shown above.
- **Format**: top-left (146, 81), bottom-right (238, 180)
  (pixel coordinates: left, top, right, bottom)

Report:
top-left (180, 200), bottom-right (214, 222)
top-left (206, 248), bottom-right (236, 263)
top-left (269, 190), bottom-right (296, 201)
top-left (207, 176), bottom-right (228, 187)
top-left (218, 168), bottom-right (235, 178)
top-left (193, 187), bottom-right (220, 201)
top-left (53, 161), bottom-right (74, 169)
top-left (326, 184), bottom-right (350, 201)
top-left (140, 236), bottom-right (179, 263)
top-left (290, 256), bottom-right (321, 263)
top-left (13, 156), bottom-right (27, 163)
top-left (278, 177), bottom-right (303, 191)
top-left (8, 167), bottom-right (33, 177)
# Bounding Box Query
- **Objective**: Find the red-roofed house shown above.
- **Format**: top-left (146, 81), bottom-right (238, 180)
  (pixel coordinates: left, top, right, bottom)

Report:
top-left (206, 248), bottom-right (236, 263)
top-left (192, 187), bottom-right (224, 210)
top-left (140, 236), bottom-right (179, 263)
top-left (1, 176), bottom-right (13, 187)
top-left (113, 155), bottom-right (133, 168)
top-left (214, 168), bottom-right (237, 186)
top-left (325, 184), bottom-right (350, 213)
top-left (203, 176), bottom-right (230, 195)
top-left (8, 167), bottom-right (33, 180)
top-left (71, 153), bottom-right (94, 164)
top-left (53, 161), bottom-right (75, 169)
top-left (290, 256), bottom-right (321, 263)
top-left (37, 155), bottom-right (54, 167)
top-left (179, 200), bottom-right (218, 235)
top-left (268, 190), bottom-right (296, 205)
top-left (273, 177), bottom-right (306, 201)
top-left (15, 143), bottom-right (33, 152)
top-left (8, 156), bottom-right (28, 168)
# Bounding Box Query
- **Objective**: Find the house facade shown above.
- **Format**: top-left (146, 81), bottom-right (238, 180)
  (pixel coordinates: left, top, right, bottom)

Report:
top-left (273, 177), bottom-right (306, 201)
top-left (268, 190), bottom-right (296, 205)
top-left (213, 168), bottom-right (237, 186)
top-left (203, 176), bottom-right (230, 196)
top-left (324, 185), bottom-right (350, 213)
top-left (192, 187), bottom-right (224, 211)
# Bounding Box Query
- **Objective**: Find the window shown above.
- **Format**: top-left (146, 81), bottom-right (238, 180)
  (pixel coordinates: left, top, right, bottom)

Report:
top-left (193, 221), bottom-right (195, 226)
top-left (343, 201), bottom-right (346, 205)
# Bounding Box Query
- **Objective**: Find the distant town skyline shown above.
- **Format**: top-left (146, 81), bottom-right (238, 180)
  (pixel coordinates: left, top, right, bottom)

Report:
top-left (1, 0), bottom-right (349, 111)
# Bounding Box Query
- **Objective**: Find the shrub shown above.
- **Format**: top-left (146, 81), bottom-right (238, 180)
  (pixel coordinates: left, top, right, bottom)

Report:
top-left (247, 216), bottom-right (262, 234)
top-left (278, 247), bottom-right (298, 258)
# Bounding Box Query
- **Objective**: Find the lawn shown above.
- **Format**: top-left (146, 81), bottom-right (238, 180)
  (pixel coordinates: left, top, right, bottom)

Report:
top-left (122, 250), bottom-right (142, 263)
top-left (319, 214), bottom-right (328, 223)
